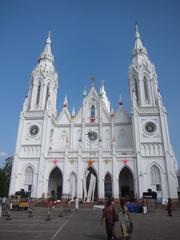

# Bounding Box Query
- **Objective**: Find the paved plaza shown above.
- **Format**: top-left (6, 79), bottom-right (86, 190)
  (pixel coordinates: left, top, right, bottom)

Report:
top-left (0, 205), bottom-right (180, 240)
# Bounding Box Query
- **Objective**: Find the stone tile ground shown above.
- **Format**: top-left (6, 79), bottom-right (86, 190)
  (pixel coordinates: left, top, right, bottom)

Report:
top-left (0, 205), bottom-right (180, 240)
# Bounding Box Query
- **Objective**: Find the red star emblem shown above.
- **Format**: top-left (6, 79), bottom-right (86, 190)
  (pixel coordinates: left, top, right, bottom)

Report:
top-left (88, 159), bottom-right (94, 167)
top-left (123, 159), bottom-right (128, 164)
top-left (52, 159), bottom-right (60, 165)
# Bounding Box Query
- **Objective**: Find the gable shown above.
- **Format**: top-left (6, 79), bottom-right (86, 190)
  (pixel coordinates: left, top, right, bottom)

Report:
top-left (113, 108), bottom-right (131, 123)
top-left (57, 108), bottom-right (71, 124)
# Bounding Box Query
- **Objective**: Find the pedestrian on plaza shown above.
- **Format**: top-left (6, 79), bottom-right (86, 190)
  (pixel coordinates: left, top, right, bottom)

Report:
top-left (74, 196), bottom-right (79, 212)
top-left (118, 199), bottom-right (132, 240)
top-left (5, 198), bottom-right (11, 217)
top-left (28, 198), bottom-right (33, 214)
top-left (2, 196), bottom-right (7, 215)
top-left (167, 198), bottom-right (173, 217)
top-left (101, 198), bottom-right (117, 240)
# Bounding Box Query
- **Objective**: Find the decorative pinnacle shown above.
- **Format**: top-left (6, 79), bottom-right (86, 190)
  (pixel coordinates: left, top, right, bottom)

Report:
top-left (118, 95), bottom-right (123, 106)
top-left (39, 30), bottom-right (54, 62)
top-left (71, 106), bottom-right (75, 117)
top-left (47, 30), bottom-right (51, 44)
top-left (83, 88), bottom-right (87, 97)
top-left (63, 95), bottom-right (68, 108)
top-left (135, 23), bottom-right (140, 38)
top-left (99, 87), bottom-right (103, 97)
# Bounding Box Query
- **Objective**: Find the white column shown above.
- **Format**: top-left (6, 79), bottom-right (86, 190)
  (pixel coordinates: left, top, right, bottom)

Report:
top-left (77, 147), bottom-right (83, 199)
top-left (112, 154), bottom-right (119, 199)
top-left (63, 149), bottom-right (69, 195)
top-left (98, 151), bottom-right (104, 199)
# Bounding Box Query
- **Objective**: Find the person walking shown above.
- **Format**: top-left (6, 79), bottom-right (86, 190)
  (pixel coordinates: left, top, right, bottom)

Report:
top-left (74, 196), bottom-right (79, 212)
top-left (118, 199), bottom-right (132, 240)
top-left (101, 199), bottom-right (117, 240)
top-left (167, 198), bottom-right (173, 217)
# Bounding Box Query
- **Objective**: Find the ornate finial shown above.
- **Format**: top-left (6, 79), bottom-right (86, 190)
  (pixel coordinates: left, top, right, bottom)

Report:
top-left (135, 22), bottom-right (140, 38)
top-left (90, 75), bottom-right (96, 87)
top-left (47, 29), bottom-right (51, 44)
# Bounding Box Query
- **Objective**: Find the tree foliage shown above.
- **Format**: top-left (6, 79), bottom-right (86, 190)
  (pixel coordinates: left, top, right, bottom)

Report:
top-left (0, 156), bottom-right (13, 197)
top-left (0, 168), bottom-right (8, 197)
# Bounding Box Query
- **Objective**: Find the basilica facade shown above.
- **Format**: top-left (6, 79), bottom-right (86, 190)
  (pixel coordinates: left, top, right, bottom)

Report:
top-left (9, 26), bottom-right (178, 200)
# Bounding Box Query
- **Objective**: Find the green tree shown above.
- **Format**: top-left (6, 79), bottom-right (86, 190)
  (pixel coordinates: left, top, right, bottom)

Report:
top-left (0, 168), bottom-right (8, 197)
top-left (0, 156), bottom-right (13, 197)
top-left (3, 156), bottom-right (13, 191)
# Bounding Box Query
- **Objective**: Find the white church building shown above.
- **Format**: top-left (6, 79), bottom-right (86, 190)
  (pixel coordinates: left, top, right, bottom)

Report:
top-left (9, 26), bottom-right (178, 201)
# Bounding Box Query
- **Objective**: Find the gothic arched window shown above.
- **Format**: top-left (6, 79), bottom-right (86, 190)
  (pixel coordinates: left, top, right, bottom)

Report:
top-left (45, 84), bottom-right (50, 109)
top-left (25, 166), bottom-right (34, 185)
top-left (144, 77), bottom-right (150, 104)
top-left (151, 165), bottom-right (161, 185)
top-left (91, 105), bottom-right (95, 118)
top-left (36, 81), bottom-right (41, 106)
top-left (134, 78), bottom-right (139, 103)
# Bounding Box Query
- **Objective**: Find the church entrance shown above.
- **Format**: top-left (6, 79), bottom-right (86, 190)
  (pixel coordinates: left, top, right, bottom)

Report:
top-left (48, 167), bottom-right (63, 200)
top-left (119, 167), bottom-right (134, 200)
top-left (104, 173), bottom-right (112, 199)
top-left (83, 167), bottom-right (98, 202)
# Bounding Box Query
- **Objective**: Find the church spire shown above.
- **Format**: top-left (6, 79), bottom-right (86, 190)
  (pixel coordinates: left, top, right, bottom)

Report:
top-left (39, 31), bottom-right (54, 62)
top-left (132, 24), bottom-right (147, 57)
top-left (27, 31), bottom-right (58, 114)
top-left (129, 25), bottom-right (159, 108)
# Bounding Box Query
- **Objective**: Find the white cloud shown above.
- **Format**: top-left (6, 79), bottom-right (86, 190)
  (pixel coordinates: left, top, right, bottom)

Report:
top-left (0, 152), bottom-right (9, 168)
top-left (0, 151), bottom-right (8, 158)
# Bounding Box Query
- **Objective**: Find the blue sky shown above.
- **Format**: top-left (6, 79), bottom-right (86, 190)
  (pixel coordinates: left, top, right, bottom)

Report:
top-left (0, 0), bottom-right (180, 167)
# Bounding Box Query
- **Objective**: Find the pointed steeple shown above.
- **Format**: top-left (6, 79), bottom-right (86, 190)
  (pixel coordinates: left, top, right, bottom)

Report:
top-left (39, 31), bottom-right (54, 62)
top-left (132, 24), bottom-right (147, 57)
top-left (129, 25), bottom-right (159, 108)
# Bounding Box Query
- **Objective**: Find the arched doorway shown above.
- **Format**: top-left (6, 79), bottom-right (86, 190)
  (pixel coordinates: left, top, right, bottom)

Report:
top-left (104, 173), bottom-right (112, 199)
top-left (151, 165), bottom-right (162, 192)
top-left (119, 167), bottom-right (134, 200)
top-left (83, 167), bottom-right (98, 202)
top-left (24, 166), bottom-right (34, 197)
top-left (48, 167), bottom-right (63, 200)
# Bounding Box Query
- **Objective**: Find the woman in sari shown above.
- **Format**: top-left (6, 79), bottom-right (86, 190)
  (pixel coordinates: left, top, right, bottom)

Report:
top-left (118, 199), bottom-right (132, 240)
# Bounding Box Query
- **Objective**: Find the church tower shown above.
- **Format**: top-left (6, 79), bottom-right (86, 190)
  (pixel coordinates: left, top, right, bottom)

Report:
top-left (9, 32), bottom-right (58, 198)
top-left (129, 25), bottom-right (178, 198)
top-left (27, 31), bottom-right (58, 114)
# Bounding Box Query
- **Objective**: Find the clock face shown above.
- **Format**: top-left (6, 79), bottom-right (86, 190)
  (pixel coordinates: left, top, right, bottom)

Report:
top-left (29, 125), bottom-right (39, 136)
top-left (88, 131), bottom-right (97, 141)
top-left (145, 121), bottom-right (156, 134)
